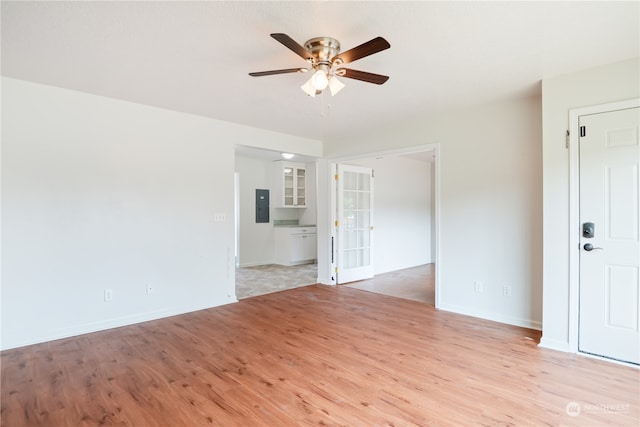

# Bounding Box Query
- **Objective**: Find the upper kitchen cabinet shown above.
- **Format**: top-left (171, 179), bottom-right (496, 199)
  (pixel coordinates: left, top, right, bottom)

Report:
top-left (273, 161), bottom-right (306, 208)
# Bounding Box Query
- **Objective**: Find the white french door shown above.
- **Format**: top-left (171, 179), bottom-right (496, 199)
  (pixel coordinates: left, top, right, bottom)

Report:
top-left (578, 106), bottom-right (639, 364)
top-left (336, 164), bottom-right (374, 284)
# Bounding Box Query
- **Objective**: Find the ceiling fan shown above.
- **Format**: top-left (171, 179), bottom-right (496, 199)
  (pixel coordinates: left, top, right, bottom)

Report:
top-left (249, 33), bottom-right (390, 97)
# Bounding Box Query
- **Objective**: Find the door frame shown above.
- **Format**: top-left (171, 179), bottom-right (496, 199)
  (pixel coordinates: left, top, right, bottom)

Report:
top-left (324, 143), bottom-right (441, 308)
top-left (567, 98), bottom-right (640, 355)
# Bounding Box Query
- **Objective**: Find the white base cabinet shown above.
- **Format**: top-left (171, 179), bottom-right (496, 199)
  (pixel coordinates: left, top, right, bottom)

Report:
top-left (274, 226), bottom-right (317, 266)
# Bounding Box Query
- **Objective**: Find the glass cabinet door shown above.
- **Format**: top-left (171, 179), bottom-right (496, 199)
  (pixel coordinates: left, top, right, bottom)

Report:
top-left (283, 166), bottom-right (294, 206)
top-left (276, 162), bottom-right (306, 208)
top-left (296, 168), bottom-right (306, 207)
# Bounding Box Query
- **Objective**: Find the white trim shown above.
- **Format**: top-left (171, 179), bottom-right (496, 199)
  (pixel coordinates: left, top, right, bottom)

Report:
top-left (538, 337), bottom-right (571, 353)
top-left (326, 143), bottom-right (441, 308)
top-left (327, 161), bottom-right (337, 285)
top-left (568, 109), bottom-right (580, 354)
top-left (326, 144), bottom-right (438, 163)
top-left (0, 300), bottom-right (235, 351)
top-left (568, 98), bottom-right (640, 354)
top-left (234, 173), bottom-right (240, 268)
top-left (433, 145), bottom-right (442, 309)
top-left (312, 159), bottom-right (335, 285)
top-left (439, 303), bottom-right (542, 331)
top-left (238, 261), bottom-right (273, 268)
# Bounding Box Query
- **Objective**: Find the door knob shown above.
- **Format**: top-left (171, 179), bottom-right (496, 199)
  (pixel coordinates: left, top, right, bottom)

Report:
top-left (583, 243), bottom-right (603, 251)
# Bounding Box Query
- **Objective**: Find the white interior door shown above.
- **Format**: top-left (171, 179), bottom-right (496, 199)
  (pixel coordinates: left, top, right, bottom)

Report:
top-left (336, 164), bottom-right (374, 284)
top-left (578, 106), bottom-right (639, 364)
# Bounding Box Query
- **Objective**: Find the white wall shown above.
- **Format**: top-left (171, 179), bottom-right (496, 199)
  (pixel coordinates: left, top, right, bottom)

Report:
top-left (350, 156), bottom-right (433, 274)
top-left (431, 163), bottom-right (437, 260)
top-left (324, 95), bottom-right (543, 329)
top-left (540, 58), bottom-right (640, 351)
top-left (234, 155), bottom-right (280, 267)
top-left (315, 159), bottom-right (334, 284)
top-left (297, 162), bottom-right (317, 227)
top-left (1, 77), bottom-right (321, 349)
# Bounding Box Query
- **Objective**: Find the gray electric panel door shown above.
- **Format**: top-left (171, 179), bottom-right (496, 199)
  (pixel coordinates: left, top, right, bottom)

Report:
top-left (256, 189), bottom-right (269, 223)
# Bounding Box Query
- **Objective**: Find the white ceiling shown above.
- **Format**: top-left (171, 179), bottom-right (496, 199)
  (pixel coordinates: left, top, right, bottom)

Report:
top-left (2, 1), bottom-right (638, 144)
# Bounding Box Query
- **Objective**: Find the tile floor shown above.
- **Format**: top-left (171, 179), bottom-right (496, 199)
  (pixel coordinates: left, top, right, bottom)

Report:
top-left (235, 263), bottom-right (318, 299)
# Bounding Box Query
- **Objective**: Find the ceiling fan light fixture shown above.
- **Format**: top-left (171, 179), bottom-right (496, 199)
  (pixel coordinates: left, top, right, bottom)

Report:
top-left (328, 76), bottom-right (345, 96)
top-left (281, 153), bottom-right (294, 160)
top-left (300, 79), bottom-right (317, 97)
top-left (310, 69), bottom-right (329, 90)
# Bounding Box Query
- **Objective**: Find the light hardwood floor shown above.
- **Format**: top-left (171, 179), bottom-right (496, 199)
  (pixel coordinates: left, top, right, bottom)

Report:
top-left (1, 285), bottom-right (638, 426)
top-left (344, 264), bottom-right (434, 304)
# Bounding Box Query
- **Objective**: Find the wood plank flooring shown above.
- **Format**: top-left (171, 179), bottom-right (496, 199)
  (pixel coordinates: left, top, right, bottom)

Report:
top-left (2, 285), bottom-right (638, 426)
top-left (343, 264), bottom-right (434, 304)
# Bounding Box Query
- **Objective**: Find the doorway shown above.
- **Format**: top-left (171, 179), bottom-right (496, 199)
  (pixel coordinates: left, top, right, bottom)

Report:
top-left (234, 146), bottom-right (320, 299)
top-left (569, 99), bottom-right (639, 364)
top-left (330, 145), bottom-right (440, 307)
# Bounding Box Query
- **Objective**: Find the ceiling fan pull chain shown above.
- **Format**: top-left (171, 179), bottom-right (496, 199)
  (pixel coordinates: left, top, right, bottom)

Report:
top-left (319, 92), bottom-right (326, 118)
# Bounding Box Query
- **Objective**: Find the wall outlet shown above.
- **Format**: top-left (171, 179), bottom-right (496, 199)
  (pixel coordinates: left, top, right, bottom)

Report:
top-left (146, 283), bottom-right (154, 295)
top-left (104, 289), bottom-right (113, 302)
top-left (474, 281), bottom-right (483, 293)
top-left (503, 285), bottom-right (512, 297)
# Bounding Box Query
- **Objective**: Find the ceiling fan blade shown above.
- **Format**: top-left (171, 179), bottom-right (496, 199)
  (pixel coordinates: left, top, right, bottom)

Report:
top-left (332, 36), bottom-right (390, 65)
top-left (249, 68), bottom-right (308, 77)
top-left (271, 33), bottom-right (313, 61)
top-left (338, 68), bottom-right (389, 85)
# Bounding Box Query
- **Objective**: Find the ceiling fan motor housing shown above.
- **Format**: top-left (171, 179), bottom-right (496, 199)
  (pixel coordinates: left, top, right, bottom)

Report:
top-left (304, 37), bottom-right (342, 68)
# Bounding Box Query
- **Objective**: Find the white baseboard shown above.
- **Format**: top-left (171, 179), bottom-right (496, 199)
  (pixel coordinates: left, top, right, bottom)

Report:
top-left (238, 261), bottom-right (273, 268)
top-left (538, 336), bottom-right (570, 352)
top-left (0, 299), bottom-right (237, 351)
top-left (438, 303), bottom-right (542, 331)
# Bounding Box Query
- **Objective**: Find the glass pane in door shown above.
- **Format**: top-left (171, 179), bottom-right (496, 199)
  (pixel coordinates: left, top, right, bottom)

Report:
top-left (283, 167), bottom-right (294, 206)
top-left (337, 165), bottom-right (374, 283)
top-left (296, 168), bottom-right (306, 206)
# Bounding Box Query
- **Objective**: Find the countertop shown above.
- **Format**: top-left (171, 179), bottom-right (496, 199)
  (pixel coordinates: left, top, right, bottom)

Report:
top-left (273, 224), bottom-right (316, 228)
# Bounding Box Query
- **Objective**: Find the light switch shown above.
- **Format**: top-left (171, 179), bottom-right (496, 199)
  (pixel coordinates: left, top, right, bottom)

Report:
top-left (214, 212), bottom-right (226, 222)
